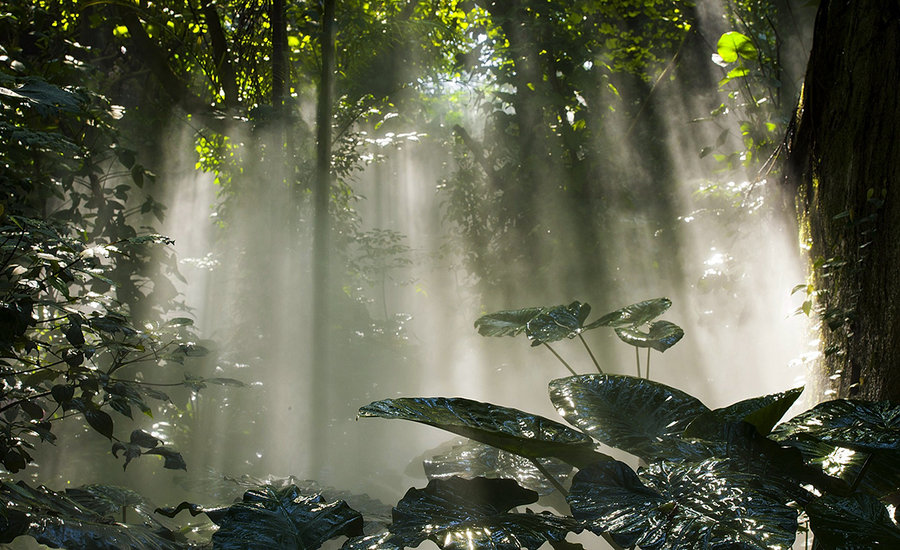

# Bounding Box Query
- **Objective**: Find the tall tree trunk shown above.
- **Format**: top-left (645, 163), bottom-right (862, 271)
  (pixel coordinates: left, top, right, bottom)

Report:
top-left (310, 0), bottom-right (335, 475)
top-left (788, 1), bottom-right (900, 402)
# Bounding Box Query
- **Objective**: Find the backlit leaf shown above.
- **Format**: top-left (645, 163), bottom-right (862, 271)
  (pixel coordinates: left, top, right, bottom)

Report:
top-left (613, 320), bottom-right (684, 352)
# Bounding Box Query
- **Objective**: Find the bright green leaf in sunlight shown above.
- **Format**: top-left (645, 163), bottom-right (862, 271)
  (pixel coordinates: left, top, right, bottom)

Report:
top-left (716, 32), bottom-right (757, 63)
top-left (287, 36), bottom-right (300, 48)
top-left (112, 25), bottom-right (130, 38)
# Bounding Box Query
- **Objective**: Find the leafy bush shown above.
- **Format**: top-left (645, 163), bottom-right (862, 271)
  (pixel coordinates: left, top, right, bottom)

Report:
top-left (4, 299), bottom-right (896, 549)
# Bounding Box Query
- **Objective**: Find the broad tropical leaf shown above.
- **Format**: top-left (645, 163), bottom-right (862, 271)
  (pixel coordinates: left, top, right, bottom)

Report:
top-left (585, 298), bottom-right (672, 329)
top-left (358, 397), bottom-right (607, 468)
top-left (771, 399), bottom-right (900, 453)
top-left (164, 485), bottom-right (364, 550)
top-left (344, 477), bottom-right (582, 550)
top-left (807, 493), bottom-right (900, 549)
top-left (0, 480), bottom-right (184, 550)
top-left (423, 440), bottom-right (574, 495)
top-left (685, 387), bottom-right (804, 437)
top-left (567, 459), bottom-right (798, 550)
top-left (549, 375), bottom-right (709, 461)
top-left (524, 301), bottom-right (592, 346)
top-left (474, 307), bottom-right (545, 337)
top-left (613, 320), bottom-right (684, 352)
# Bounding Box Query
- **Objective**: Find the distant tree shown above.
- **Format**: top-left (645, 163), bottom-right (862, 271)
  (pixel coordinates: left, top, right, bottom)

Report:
top-left (788, 1), bottom-right (900, 401)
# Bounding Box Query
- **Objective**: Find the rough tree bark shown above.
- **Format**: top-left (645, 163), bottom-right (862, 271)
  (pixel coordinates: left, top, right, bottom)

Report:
top-left (788, 1), bottom-right (900, 402)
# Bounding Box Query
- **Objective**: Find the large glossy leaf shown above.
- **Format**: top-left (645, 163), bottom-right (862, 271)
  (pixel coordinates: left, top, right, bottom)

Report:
top-left (423, 440), bottom-right (574, 496)
top-left (769, 434), bottom-right (900, 499)
top-left (549, 375), bottom-right (709, 461)
top-left (771, 399), bottom-right (900, 453)
top-left (685, 387), bottom-right (804, 438)
top-left (343, 477), bottom-right (582, 550)
top-left (359, 397), bottom-right (607, 468)
top-left (567, 459), bottom-right (798, 550)
top-left (524, 301), bottom-right (591, 346)
top-left (585, 298), bottom-right (672, 329)
top-left (474, 307), bottom-right (545, 337)
top-left (807, 493), bottom-right (900, 549)
top-left (613, 320), bottom-right (684, 352)
top-left (0, 480), bottom-right (184, 550)
top-left (208, 485), bottom-right (364, 550)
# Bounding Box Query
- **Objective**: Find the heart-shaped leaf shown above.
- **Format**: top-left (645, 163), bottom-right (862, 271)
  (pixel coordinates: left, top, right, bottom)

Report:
top-left (84, 409), bottom-right (113, 439)
top-left (717, 31), bottom-right (758, 63)
top-left (685, 387), bottom-right (804, 437)
top-left (0, 480), bottom-right (185, 549)
top-left (474, 307), bottom-right (545, 337)
top-left (359, 397), bottom-right (607, 468)
top-left (423, 440), bottom-right (574, 496)
top-left (525, 302), bottom-right (592, 346)
top-left (585, 298), bottom-right (671, 329)
top-left (807, 493), bottom-right (900, 549)
top-left (771, 399), bottom-right (900, 453)
top-left (613, 320), bottom-right (684, 352)
top-left (568, 459), bottom-right (798, 549)
top-left (344, 477), bottom-right (581, 550)
top-left (549, 375), bottom-right (709, 461)
top-left (209, 485), bottom-right (364, 550)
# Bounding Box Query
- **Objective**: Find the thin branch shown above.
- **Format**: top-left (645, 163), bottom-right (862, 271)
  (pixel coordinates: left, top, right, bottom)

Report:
top-left (577, 334), bottom-right (603, 373)
top-left (542, 343), bottom-right (577, 376)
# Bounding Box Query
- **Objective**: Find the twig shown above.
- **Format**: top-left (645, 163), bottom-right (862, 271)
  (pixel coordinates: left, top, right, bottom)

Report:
top-left (542, 343), bottom-right (577, 376)
top-left (577, 334), bottom-right (603, 373)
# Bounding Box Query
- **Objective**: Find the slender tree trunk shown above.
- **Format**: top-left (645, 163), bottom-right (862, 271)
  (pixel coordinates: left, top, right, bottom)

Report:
top-left (788, 1), bottom-right (900, 402)
top-left (310, 0), bottom-right (335, 475)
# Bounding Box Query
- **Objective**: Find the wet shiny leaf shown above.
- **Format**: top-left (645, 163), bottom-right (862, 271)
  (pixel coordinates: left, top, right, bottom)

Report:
top-left (613, 320), bottom-right (684, 352)
top-left (525, 301), bottom-right (592, 346)
top-left (423, 440), bottom-right (574, 495)
top-left (772, 399), bottom-right (900, 453)
top-left (344, 477), bottom-right (581, 550)
top-left (0, 480), bottom-right (184, 549)
top-left (585, 298), bottom-right (671, 329)
top-left (567, 459), bottom-right (797, 549)
top-left (209, 485), bottom-right (364, 550)
top-left (807, 493), bottom-right (900, 549)
top-left (549, 375), bottom-right (709, 461)
top-left (359, 397), bottom-right (607, 468)
top-left (474, 307), bottom-right (545, 337)
top-left (685, 387), bottom-right (804, 437)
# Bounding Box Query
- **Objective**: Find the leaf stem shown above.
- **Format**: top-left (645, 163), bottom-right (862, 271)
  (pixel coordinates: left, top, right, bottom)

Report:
top-left (577, 334), bottom-right (603, 373)
top-left (645, 348), bottom-right (651, 380)
top-left (634, 346), bottom-right (641, 378)
top-left (849, 453), bottom-right (874, 492)
top-left (542, 343), bottom-right (577, 376)
top-left (528, 457), bottom-right (568, 497)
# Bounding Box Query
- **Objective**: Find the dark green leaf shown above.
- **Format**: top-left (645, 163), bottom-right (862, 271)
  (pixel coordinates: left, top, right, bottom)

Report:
top-left (613, 320), bottom-right (684, 352)
top-left (549, 374), bottom-right (709, 461)
top-left (359, 397), bottom-right (606, 468)
top-left (686, 387), bottom-right (804, 437)
top-left (772, 399), bottom-right (900, 453)
top-left (0, 480), bottom-right (184, 549)
top-left (345, 477), bottom-right (581, 550)
top-left (204, 377), bottom-right (245, 387)
top-left (84, 409), bottom-right (114, 439)
top-left (142, 447), bottom-right (186, 470)
top-left (568, 459), bottom-right (797, 549)
top-left (20, 400), bottom-right (44, 420)
top-left (210, 485), bottom-right (363, 550)
top-left (130, 429), bottom-right (159, 448)
top-left (807, 493), bottom-right (900, 549)
top-left (525, 301), bottom-right (592, 346)
top-left (423, 440), bottom-right (574, 496)
top-left (585, 298), bottom-right (671, 329)
top-left (474, 307), bottom-right (545, 337)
